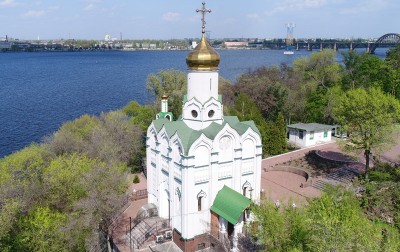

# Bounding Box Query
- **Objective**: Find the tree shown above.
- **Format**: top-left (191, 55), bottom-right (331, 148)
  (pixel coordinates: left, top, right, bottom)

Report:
top-left (306, 187), bottom-right (385, 252)
top-left (230, 93), bottom-right (270, 155)
top-left (383, 45), bottom-right (400, 99)
top-left (293, 50), bottom-right (342, 90)
top-left (333, 87), bottom-right (400, 176)
top-left (341, 51), bottom-right (386, 91)
top-left (251, 200), bottom-right (309, 251)
top-left (268, 113), bottom-right (287, 155)
top-left (275, 112), bottom-right (287, 153)
top-left (252, 187), bottom-right (400, 252)
top-left (146, 69), bottom-right (187, 118)
top-left (234, 66), bottom-right (288, 121)
top-left (15, 207), bottom-right (67, 252)
top-left (62, 162), bottom-right (129, 251)
top-left (123, 101), bottom-right (157, 131)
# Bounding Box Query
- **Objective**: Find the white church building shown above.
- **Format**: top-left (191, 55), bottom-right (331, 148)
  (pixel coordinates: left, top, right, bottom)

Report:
top-left (146, 3), bottom-right (262, 251)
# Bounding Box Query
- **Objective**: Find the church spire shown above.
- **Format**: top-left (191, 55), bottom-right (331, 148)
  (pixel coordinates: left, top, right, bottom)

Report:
top-left (186, 1), bottom-right (220, 71)
top-left (196, 1), bottom-right (211, 34)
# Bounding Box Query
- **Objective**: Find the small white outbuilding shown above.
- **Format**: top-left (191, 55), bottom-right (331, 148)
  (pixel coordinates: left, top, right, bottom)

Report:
top-left (287, 123), bottom-right (332, 148)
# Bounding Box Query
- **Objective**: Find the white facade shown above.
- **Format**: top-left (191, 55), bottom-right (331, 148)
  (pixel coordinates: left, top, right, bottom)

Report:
top-left (146, 36), bottom-right (262, 242)
top-left (146, 121), bottom-right (262, 239)
top-left (146, 19), bottom-right (262, 250)
top-left (287, 123), bottom-right (332, 148)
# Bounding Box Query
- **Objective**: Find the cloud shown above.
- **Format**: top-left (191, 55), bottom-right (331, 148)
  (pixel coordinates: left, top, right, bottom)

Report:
top-left (265, 0), bottom-right (327, 15)
top-left (22, 9), bottom-right (46, 18)
top-left (0, 0), bottom-right (17, 7)
top-left (162, 12), bottom-right (180, 22)
top-left (247, 13), bottom-right (264, 22)
top-left (339, 0), bottom-right (388, 15)
top-left (21, 5), bottom-right (59, 18)
top-left (48, 6), bottom-right (60, 11)
top-left (84, 3), bottom-right (95, 11)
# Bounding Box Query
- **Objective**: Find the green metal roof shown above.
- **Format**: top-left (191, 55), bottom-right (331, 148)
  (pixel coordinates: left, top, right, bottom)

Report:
top-left (157, 112), bottom-right (174, 121)
top-left (150, 116), bottom-right (261, 155)
top-left (287, 123), bottom-right (332, 132)
top-left (210, 185), bottom-right (251, 224)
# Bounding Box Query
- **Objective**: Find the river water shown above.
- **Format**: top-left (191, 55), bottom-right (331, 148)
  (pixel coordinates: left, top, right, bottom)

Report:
top-left (0, 48), bottom-right (388, 157)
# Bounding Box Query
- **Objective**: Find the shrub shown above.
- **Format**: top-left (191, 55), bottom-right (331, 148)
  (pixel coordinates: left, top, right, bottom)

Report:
top-left (133, 175), bottom-right (140, 184)
top-left (369, 171), bottom-right (393, 182)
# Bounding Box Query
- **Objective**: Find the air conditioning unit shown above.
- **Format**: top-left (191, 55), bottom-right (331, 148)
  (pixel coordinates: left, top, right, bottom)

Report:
top-left (165, 230), bottom-right (172, 239)
top-left (156, 235), bottom-right (164, 243)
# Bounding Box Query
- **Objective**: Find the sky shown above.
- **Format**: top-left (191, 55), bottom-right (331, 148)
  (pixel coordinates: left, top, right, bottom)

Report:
top-left (1, 0), bottom-right (399, 40)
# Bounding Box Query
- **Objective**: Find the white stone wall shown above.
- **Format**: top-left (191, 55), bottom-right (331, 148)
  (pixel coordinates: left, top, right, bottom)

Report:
top-left (288, 129), bottom-right (331, 147)
top-left (147, 109), bottom-right (262, 242)
top-left (187, 71), bottom-right (219, 103)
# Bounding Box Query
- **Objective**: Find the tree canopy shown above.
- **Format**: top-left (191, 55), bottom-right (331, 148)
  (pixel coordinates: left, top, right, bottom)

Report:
top-left (333, 87), bottom-right (400, 175)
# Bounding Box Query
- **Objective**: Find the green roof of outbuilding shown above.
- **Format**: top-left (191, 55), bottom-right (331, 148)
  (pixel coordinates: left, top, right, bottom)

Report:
top-left (210, 185), bottom-right (251, 224)
top-left (287, 123), bottom-right (332, 132)
top-left (150, 116), bottom-right (261, 155)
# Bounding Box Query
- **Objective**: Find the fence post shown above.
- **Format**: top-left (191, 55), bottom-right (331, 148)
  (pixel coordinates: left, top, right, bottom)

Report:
top-left (129, 217), bottom-right (132, 251)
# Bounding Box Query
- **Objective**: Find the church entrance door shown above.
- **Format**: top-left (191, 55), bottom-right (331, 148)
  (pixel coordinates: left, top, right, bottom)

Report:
top-left (227, 222), bottom-right (234, 236)
top-left (160, 189), bottom-right (170, 219)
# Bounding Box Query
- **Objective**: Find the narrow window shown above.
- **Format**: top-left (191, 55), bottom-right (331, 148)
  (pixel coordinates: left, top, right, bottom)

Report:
top-left (197, 190), bottom-right (206, 211)
top-left (198, 196), bottom-right (202, 211)
top-left (310, 131), bottom-right (314, 140)
top-left (324, 131), bottom-right (328, 138)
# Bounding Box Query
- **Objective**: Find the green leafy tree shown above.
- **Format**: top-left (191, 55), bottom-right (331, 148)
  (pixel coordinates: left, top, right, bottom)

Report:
top-left (383, 45), bottom-right (400, 99)
top-left (146, 69), bottom-right (187, 117)
top-left (48, 114), bottom-right (101, 155)
top-left (276, 112), bottom-right (287, 153)
top-left (15, 207), bottom-right (67, 252)
top-left (42, 153), bottom-right (96, 210)
top-left (267, 113), bottom-right (287, 155)
top-left (123, 101), bottom-right (157, 131)
top-left (333, 87), bottom-right (400, 176)
top-left (63, 162), bottom-right (128, 251)
top-left (234, 66), bottom-right (288, 121)
top-left (230, 93), bottom-right (269, 155)
top-left (341, 51), bottom-right (386, 91)
top-left (305, 89), bottom-right (327, 123)
top-left (252, 187), bottom-right (400, 252)
top-left (306, 187), bottom-right (384, 252)
top-left (251, 200), bottom-right (309, 251)
top-left (294, 50), bottom-right (342, 90)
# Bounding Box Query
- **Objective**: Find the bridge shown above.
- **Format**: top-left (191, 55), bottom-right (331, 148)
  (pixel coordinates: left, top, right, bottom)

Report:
top-left (257, 33), bottom-right (400, 54)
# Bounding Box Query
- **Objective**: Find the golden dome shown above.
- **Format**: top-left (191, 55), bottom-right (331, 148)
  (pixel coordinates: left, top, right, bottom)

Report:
top-left (186, 33), bottom-right (220, 71)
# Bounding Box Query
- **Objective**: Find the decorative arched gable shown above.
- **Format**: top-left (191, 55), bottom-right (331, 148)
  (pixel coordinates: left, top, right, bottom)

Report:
top-left (241, 127), bottom-right (262, 146)
top-left (182, 98), bottom-right (202, 121)
top-left (194, 145), bottom-right (210, 167)
top-left (242, 138), bottom-right (255, 159)
top-left (203, 97), bottom-right (223, 121)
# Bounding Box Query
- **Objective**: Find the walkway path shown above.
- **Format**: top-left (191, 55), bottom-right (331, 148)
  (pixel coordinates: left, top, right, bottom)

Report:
top-left (110, 173), bottom-right (148, 252)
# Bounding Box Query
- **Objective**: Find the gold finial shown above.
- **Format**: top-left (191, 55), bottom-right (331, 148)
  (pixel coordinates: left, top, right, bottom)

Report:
top-left (186, 1), bottom-right (220, 71)
top-left (196, 1), bottom-right (211, 34)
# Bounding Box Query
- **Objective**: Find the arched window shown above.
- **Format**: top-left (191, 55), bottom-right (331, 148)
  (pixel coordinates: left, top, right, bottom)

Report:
top-left (197, 190), bottom-right (207, 211)
top-left (175, 187), bottom-right (181, 201)
top-left (242, 181), bottom-right (252, 199)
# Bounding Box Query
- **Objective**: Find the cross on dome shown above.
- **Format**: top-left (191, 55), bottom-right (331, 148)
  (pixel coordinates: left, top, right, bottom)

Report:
top-left (196, 1), bottom-right (211, 34)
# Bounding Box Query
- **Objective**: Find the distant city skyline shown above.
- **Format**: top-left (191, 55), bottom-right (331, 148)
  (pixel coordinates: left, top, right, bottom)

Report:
top-left (1, 0), bottom-right (399, 40)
